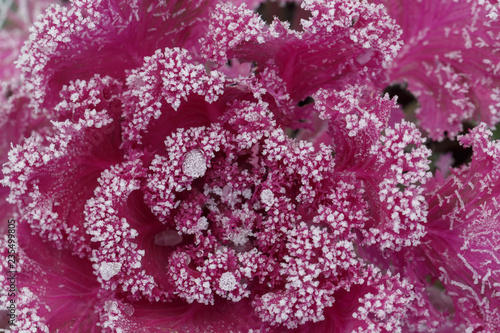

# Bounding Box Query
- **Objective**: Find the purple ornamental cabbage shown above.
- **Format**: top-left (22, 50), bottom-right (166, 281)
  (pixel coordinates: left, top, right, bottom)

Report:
top-left (373, 0), bottom-right (500, 140)
top-left (0, 0), bottom-right (500, 332)
top-left (0, 0), bottom-right (55, 235)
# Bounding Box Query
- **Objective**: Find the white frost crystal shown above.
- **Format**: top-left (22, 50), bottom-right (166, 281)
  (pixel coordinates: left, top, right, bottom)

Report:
top-left (182, 149), bottom-right (207, 178)
top-left (260, 189), bottom-right (275, 206)
top-left (197, 216), bottom-right (209, 230)
top-left (99, 262), bottom-right (122, 281)
top-left (219, 271), bottom-right (238, 291)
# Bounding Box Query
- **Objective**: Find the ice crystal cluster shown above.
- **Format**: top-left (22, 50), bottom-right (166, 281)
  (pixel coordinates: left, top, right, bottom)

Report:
top-left (1, 0), bottom-right (500, 332)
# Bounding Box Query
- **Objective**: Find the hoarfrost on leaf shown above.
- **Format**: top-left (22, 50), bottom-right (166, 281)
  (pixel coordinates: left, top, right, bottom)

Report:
top-left (3, 0), bottom-right (500, 332)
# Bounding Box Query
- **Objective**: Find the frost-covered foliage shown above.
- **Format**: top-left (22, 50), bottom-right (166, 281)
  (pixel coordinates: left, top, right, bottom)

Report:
top-left (372, 0), bottom-right (500, 140)
top-left (1, 0), bottom-right (500, 332)
top-left (0, 0), bottom-right (57, 234)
